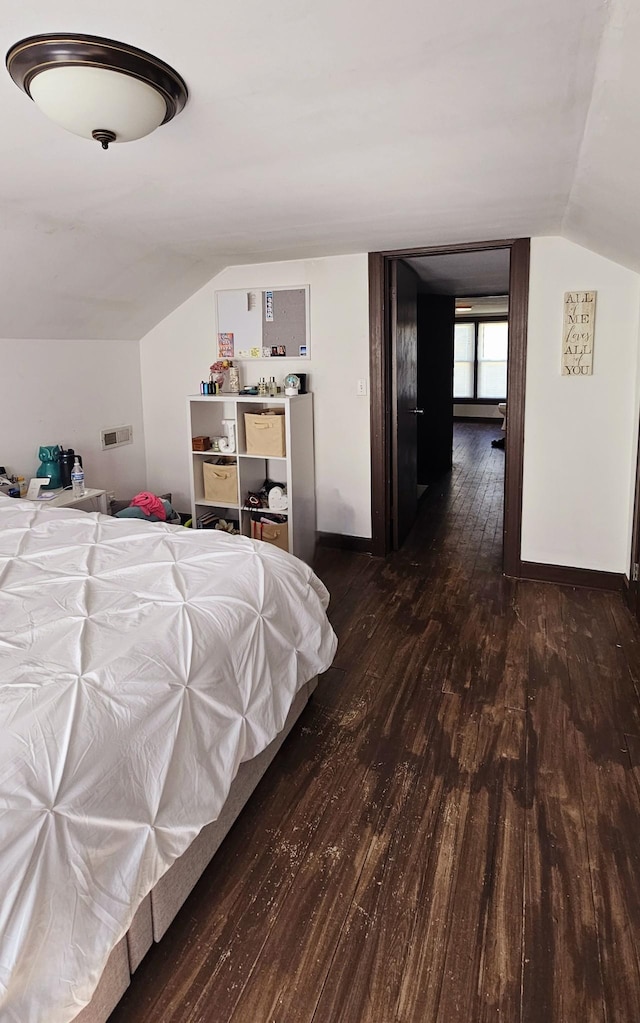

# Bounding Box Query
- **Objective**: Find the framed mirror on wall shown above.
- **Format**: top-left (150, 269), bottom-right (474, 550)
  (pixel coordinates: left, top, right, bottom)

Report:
top-left (215, 286), bottom-right (310, 361)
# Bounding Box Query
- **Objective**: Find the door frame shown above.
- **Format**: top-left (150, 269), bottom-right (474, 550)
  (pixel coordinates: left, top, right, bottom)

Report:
top-left (368, 237), bottom-right (530, 575)
top-left (628, 425), bottom-right (640, 617)
top-left (390, 258), bottom-right (420, 550)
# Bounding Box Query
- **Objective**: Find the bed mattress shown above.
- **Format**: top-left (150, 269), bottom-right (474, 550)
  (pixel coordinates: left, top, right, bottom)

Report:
top-left (0, 497), bottom-right (337, 1023)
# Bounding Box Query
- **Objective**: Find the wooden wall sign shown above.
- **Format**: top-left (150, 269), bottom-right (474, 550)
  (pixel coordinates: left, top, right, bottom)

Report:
top-left (562, 291), bottom-right (596, 376)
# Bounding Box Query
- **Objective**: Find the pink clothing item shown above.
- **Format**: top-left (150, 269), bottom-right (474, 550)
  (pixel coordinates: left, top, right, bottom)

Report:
top-left (130, 492), bottom-right (167, 520)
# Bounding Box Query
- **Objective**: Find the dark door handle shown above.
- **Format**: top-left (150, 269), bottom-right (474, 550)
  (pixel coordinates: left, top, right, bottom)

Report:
top-left (409, 408), bottom-right (425, 414)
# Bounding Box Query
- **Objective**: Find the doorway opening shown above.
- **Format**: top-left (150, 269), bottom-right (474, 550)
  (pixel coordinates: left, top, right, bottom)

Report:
top-left (368, 239), bottom-right (530, 575)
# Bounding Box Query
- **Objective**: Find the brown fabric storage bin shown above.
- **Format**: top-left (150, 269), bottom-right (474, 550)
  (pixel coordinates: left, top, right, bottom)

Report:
top-left (203, 461), bottom-right (238, 504)
top-left (262, 521), bottom-right (288, 551)
top-left (244, 410), bottom-right (286, 457)
top-left (252, 519), bottom-right (289, 551)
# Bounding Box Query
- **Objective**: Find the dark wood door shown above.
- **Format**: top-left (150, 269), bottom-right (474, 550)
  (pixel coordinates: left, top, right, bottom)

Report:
top-left (391, 260), bottom-right (419, 549)
top-left (417, 294), bottom-right (455, 484)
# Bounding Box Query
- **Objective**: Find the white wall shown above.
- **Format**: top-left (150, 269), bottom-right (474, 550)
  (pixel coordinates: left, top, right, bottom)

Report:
top-left (454, 403), bottom-right (502, 419)
top-left (0, 339), bottom-right (146, 499)
top-left (140, 236), bottom-right (640, 571)
top-left (522, 237), bottom-right (640, 572)
top-left (140, 254), bottom-right (372, 536)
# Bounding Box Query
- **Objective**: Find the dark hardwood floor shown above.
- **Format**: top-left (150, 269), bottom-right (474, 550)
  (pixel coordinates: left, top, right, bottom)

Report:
top-left (109, 422), bottom-right (640, 1023)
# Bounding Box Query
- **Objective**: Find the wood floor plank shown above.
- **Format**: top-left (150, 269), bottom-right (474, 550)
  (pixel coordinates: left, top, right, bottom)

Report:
top-left (429, 703), bottom-right (526, 1023)
top-left (309, 689), bottom-right (457, 1023)
top-left (225, 667), bottom-right (443, 1023)
top-left (393, 692), bottom-right (474, 1022)
top-left (522, 583), bottom-right (606, 1023)
top-left (560, 589), bottom-right (640, 1023)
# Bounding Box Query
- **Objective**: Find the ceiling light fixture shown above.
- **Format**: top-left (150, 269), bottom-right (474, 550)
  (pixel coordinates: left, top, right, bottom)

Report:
top-left (6, 33), bottom-right (188, 149)
top-left (455, 305), bottom-right (473, 312)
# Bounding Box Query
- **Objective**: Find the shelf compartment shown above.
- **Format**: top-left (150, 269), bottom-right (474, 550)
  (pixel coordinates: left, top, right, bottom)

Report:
top-left (238, 452), bottom-right (286, 460)
top-left (195, 499), bottom-right (240, 510)
top-left (240, 506), bottom-right (289, 516)
top-left (187, 393), bottom-right (314, 565)
top-left (192, 449), bottom-right (237, 457)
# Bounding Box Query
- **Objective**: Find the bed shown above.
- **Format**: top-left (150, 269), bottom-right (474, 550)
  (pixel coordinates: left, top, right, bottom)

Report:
top-left (0, 495), bottom-right (337, 1023)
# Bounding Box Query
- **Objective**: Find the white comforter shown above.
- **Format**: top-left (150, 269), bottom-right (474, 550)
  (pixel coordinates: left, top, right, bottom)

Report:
top-left (0, 496), bottom-right (336, 1023)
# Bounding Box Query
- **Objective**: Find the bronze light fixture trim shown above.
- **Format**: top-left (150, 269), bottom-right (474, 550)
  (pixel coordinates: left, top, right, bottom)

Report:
top-left (6, 33), bottom-right (188, 149)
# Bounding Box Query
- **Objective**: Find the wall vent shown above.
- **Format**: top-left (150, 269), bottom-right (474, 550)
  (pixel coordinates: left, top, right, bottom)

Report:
top-left (101, 425), bottom-right (133, 450)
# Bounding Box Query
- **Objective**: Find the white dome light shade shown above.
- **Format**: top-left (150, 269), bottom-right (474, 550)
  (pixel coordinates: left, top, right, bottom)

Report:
top-left (30, 66), bottom-right (167, 144)
top-left (6, 34), bottom-right (188, 149)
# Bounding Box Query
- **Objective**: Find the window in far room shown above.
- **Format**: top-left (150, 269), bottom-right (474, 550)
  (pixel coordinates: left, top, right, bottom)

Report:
top-left (453, 319), bottom-right (508, 401)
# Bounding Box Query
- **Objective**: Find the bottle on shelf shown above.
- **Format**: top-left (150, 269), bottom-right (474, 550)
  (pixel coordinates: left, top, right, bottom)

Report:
top-left (269, 376), bottom-right (277, 396)
top-left (71, 458), bottom-right (85, 498)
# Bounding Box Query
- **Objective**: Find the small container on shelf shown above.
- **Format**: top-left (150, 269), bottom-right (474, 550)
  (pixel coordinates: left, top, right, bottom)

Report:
top-left (203, 459), bottom-right (238, 504)
top-left (192, 435), bottom-right (211, 451)
top-left (244, 409), bottom-right (286, 457)
top-left (251, 514), bottom-right (289, 551)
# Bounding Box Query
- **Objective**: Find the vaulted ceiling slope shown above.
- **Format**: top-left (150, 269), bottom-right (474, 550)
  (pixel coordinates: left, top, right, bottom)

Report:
top-left (0, 0), bottom-right (632, 341)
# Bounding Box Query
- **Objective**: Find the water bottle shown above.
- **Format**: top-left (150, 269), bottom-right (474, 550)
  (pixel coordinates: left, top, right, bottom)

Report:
top-left (71, 458), bottom-right (85, 497)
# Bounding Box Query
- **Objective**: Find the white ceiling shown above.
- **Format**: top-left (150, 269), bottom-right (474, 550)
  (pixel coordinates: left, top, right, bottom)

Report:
top-left (0, 0), bottom-right (634, 340)
top-left (454, 296), bottom-right (509, 316)
top-left (405, 249), bottom-right (511, 296)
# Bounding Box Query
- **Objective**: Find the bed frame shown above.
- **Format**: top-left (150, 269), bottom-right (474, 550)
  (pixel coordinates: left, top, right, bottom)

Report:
top-left (75, 677), bottom-right (317, 1023)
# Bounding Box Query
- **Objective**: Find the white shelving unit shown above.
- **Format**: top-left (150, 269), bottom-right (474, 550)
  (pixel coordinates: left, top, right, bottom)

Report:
top-left (187, 393), bottom-right (316, 565)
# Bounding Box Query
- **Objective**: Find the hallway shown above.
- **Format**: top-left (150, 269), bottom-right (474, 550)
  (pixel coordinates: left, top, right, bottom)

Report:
top-left (110, 421), bottom-right (640, 1023)
top-left (414, 419), bottom-right (505, 568)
